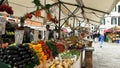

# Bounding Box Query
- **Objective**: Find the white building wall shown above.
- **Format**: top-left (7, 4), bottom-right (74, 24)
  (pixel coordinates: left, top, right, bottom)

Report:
top-left (99, 1), bottom-right (120, 33)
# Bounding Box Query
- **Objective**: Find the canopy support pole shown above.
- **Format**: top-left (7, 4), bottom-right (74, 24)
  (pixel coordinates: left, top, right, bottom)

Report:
top-left (58, 0), bottom-right (61, 39)
top-left (61, 1), bottom-right (109, 14)
top-left (79, 21), bottom-right (81, 33)
top-left (60, 2), bottom-right (79, 27)
top-left (60, 7), bottom-right (79, 28)
top-left (73, 16), bottom-right (75, 36)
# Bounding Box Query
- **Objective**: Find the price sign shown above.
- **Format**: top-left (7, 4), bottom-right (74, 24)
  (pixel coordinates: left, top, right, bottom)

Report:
top-left (0, 17), bottom-right (6, 34)
top-left (15, 30), bottom-right (24, 45)
top-left (34, 30), bottom-right (39, 42)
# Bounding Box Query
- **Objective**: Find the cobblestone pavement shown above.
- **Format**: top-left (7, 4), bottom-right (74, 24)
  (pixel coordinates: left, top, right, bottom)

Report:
top-left (93, 42), bottom-right (120, 68)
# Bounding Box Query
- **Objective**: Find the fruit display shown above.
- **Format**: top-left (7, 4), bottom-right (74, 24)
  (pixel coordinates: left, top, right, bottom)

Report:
top-left (0, 44), bottom-right (39, 68)
top-left (49, 59), bottom-right (74, 68)
top-left (28, 43), bottom-right (48, 64)
top-left (45, 41), bottom-right (59, 58)
top-left (0, 38), bottom-right (83, 68)
top-left (64, 36), bottom-right (85, 50)
top-left (48, 50), bottom-right (80, 68)
top-left (68, 42), bottom-right (85, 50)
top-left (60, 50), bottom-right (80, 60)
top-left (54, 42), bottom-right (65, 53)
top-left (5, 31), bottom-right (14, 35)
top-left (39, 40), bottom-right (51, 60)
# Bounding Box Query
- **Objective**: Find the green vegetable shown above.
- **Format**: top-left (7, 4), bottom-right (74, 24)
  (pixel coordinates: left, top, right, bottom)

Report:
top-left (45, 41), bottom-right (58, 58)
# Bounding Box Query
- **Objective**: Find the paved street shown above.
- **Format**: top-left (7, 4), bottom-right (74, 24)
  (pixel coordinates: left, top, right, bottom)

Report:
top-left (93, 42), bottom-right (120, 68)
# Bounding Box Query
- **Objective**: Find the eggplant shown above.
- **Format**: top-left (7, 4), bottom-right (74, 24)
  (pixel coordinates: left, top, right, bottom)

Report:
top-left (22, 54), bottom-right (29, 58)
top-left (19, 51), bottom-right (26, 55)
top-left (9, 61), bottom-right (13, 64)
top-left (4, 59), bottom-right (9, 63)
top-left (18, 44), bottom-right (28, 48)
top-left (6, 50), bottom-right (18, 54)
top-left (6, 46), bottom-right (18, 50)
top-left (18, 48), bottom-right (25, 51)
top-left (14, 60), bottom-right (24, 66)
top-left (8, 55), bottom-right (18, 58)
top-left (13, 57), bottom-right (21, 62)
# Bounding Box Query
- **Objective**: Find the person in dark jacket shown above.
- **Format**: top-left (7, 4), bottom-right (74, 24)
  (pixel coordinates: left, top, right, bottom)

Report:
top-left (44, 24), bottom-right (54, 40)
top-left (38, 31), bottom-right (42, 39)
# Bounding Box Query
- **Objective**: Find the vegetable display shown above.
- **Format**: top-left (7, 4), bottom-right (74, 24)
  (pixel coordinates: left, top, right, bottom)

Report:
top-left (0, 44), bottom-right (38, 68)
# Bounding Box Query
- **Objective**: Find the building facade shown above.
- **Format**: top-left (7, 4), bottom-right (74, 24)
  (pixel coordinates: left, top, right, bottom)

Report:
top-left (99, 1), bottom-right (120, 33)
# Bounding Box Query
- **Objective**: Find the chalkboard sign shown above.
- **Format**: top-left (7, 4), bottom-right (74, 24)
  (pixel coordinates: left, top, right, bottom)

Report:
top-left (15, 30), bottom-right (24, 45)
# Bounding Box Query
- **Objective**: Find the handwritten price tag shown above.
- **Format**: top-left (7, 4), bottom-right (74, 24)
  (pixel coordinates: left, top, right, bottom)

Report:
top-left (15, 30), bottom-right (24, 45)
top-left (0, 17), bottom-right (6, 34)
top-left (34, 30), bottom-right (39, 42)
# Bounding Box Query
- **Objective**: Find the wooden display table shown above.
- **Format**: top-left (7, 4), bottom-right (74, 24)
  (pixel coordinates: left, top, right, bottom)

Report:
top-left (85, 47), bottom-right (94, 68)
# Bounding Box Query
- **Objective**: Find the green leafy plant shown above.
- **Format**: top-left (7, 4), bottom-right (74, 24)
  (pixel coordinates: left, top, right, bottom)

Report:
top-left (20, 17), bottom-right (25, 23)
top-left (32, 0), bottom-right (43, 9)
top-left (45, 4), bottom-right (51, 14)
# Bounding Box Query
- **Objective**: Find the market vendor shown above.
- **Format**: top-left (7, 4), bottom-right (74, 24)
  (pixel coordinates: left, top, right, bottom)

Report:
top-left (38, 31), bottom-right (42, 40)
top-left (44, 24), bottom-right (54, 40)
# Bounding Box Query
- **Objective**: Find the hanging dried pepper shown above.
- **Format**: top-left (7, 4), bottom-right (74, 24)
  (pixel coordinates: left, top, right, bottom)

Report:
top-left (47, 13), bottom-right (52, 20)
top-left (34, 9), bottom-right (41, 17)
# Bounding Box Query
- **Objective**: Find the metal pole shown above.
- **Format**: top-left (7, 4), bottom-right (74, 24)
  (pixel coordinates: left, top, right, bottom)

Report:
top-left (79, 21), bottom-right (81, 33)
top-left (61, 2), bottom-right (79, 15)
top-left (60, 7), bottom-right (79, 27)
top-left (58, 0), bottom-right (61, 40)
top-left (61, 1), bottom-right (109, 14)
top-left (73, 16), bottom-right (75, 36)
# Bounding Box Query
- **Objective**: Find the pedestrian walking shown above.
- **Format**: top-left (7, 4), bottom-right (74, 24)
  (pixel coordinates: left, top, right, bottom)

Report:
top-left (98, 34), bottom-right (104, 48)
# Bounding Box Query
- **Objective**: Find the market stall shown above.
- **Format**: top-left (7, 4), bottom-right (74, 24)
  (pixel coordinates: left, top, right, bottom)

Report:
top-left (104, 26), bottom-right (120, 43)
top-left (0, 0), bottom-right (119, 68)
top-left (0, 37), bottom-right (86, 68)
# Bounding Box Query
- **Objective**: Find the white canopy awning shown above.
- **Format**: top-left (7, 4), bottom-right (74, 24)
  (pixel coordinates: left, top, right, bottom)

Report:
top-left (1, 0), bottom-right (119, 26)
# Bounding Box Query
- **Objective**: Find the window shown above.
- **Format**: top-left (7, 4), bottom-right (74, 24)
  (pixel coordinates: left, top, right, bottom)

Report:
top-left (118, 5), bottom-right (120, 12)
top-left (101, 19), bottom-right (105, 25)
top-left (92, 27), bottom-right (94, 29)
top-left (118, 17), bottom-right (120, 26)
top-left (112, 6), bottom-right (116, 12)
top-left (111, 17), bottom-right (117, 24)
